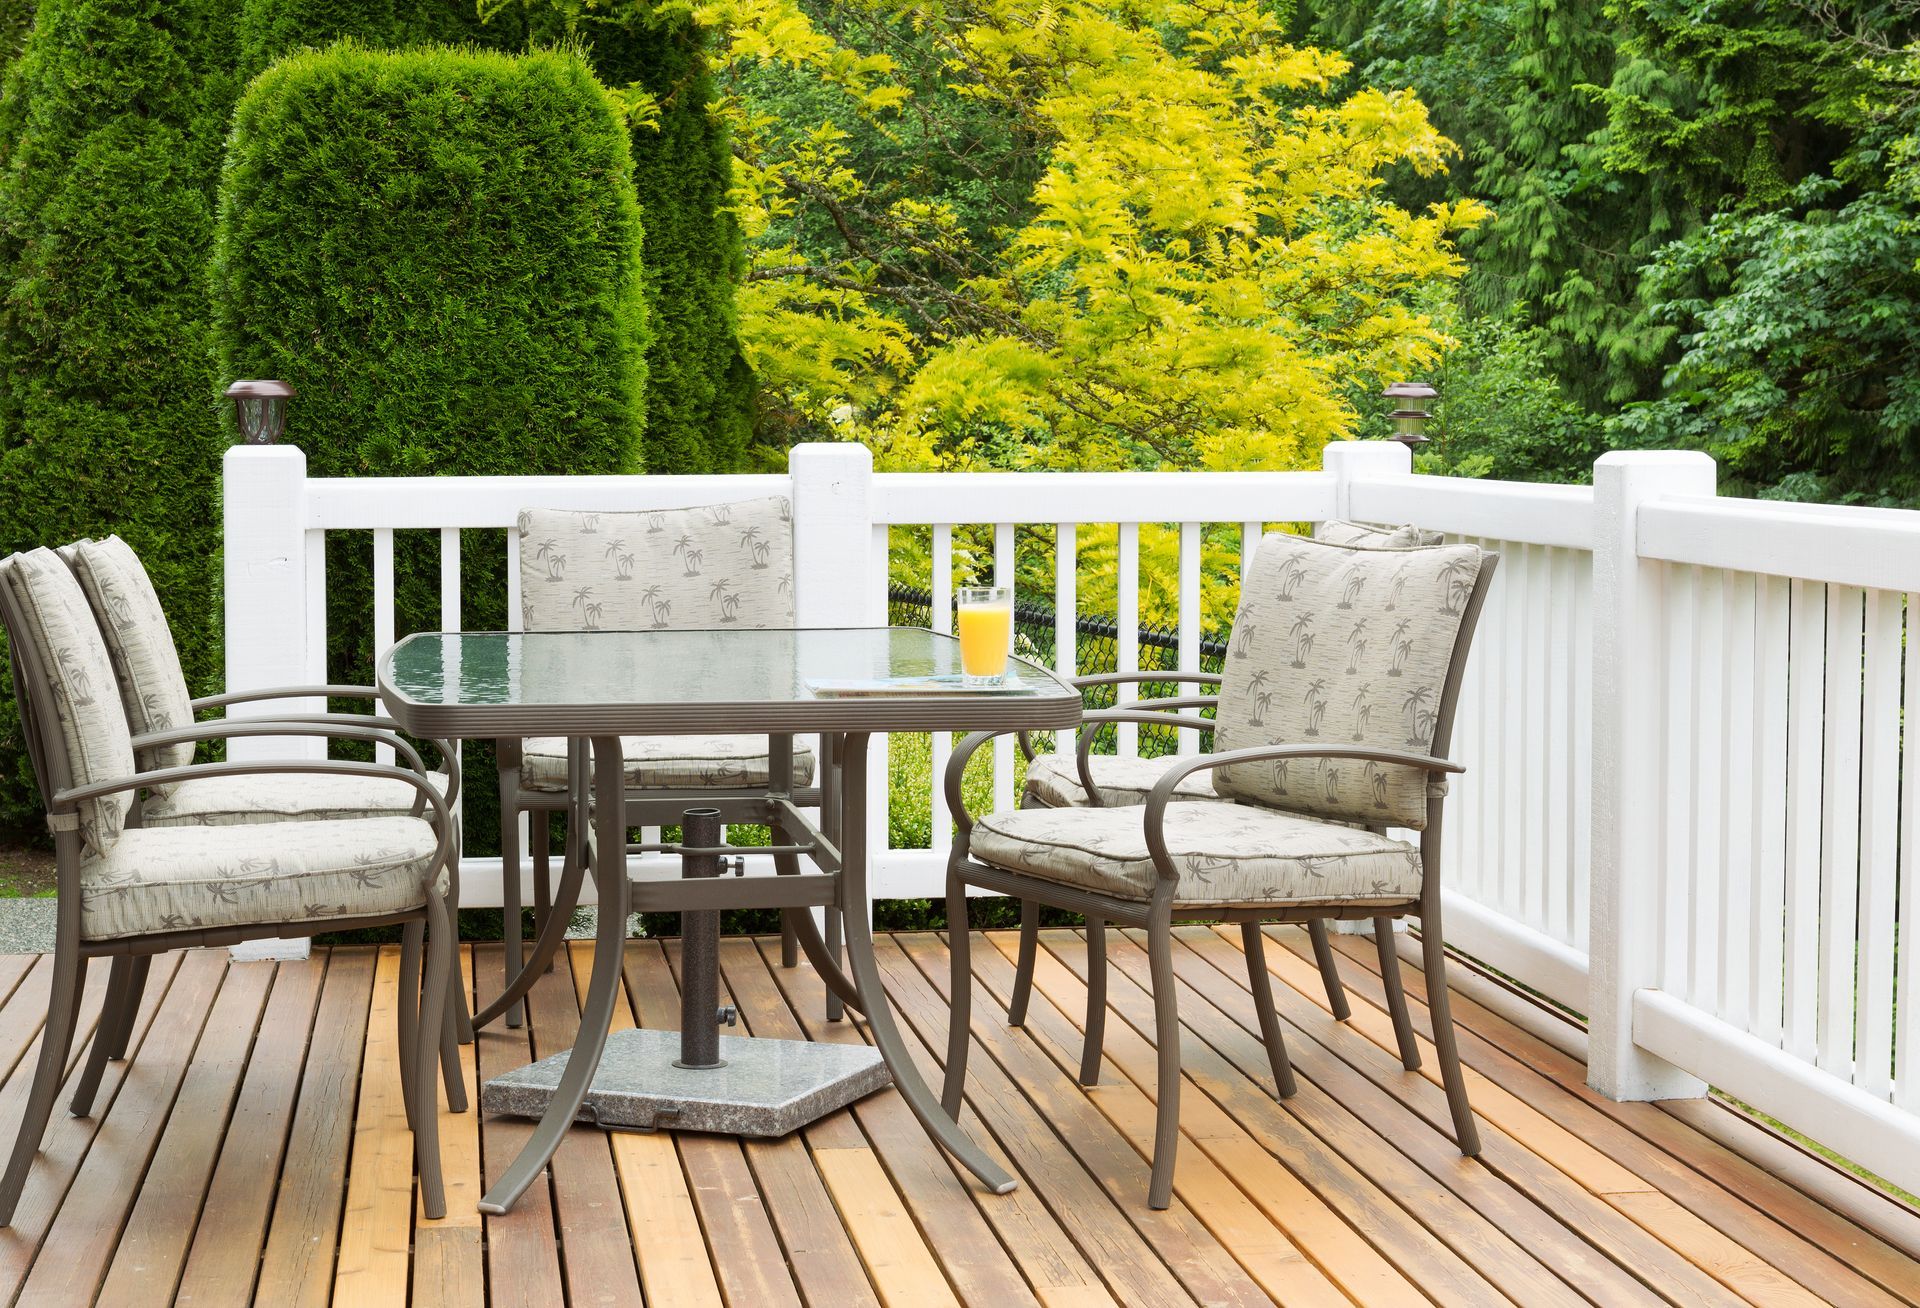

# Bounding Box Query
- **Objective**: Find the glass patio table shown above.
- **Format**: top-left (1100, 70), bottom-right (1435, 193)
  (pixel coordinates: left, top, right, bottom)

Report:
top-left (378, 627), bottom-right (1083, 1215)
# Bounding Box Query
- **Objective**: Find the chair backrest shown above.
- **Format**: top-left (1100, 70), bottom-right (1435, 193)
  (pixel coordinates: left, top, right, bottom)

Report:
top-left (66, 536), bottom-right (195, 779)
top-left (1314, 519), bottom-right (1445, 548)
top-left (516, 496), bottom-right (796, 632)
top-left (1213, 533), bottom-right (1493, 830)
top-left (0, 550), bottom-right (137, 856)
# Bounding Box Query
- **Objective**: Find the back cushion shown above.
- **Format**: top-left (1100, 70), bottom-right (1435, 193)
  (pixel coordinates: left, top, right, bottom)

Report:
top-left (70, 537), bottom-right (196, 784)
top-left (517, 497), bottom-right (796, 632)
top-left (1314, 519), bottom-right (1445, 548)
top-left (1213, 534), bottom-right (1484, 829)
top-left (4, 550), bottom-right (137, 855)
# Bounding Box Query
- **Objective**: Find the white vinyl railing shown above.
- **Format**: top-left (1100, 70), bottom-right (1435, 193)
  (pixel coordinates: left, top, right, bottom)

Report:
top-left (222, 438), bottom-right (1920, 1194)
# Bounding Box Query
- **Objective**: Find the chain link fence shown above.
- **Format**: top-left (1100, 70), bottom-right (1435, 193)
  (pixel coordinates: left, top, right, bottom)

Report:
top-left (888, 584), bottom-right (1228, 757)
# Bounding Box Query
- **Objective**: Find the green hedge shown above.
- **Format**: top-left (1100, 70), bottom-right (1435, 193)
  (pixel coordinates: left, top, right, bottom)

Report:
top-left (213, 42), bottom-right (649, 854)
top-left (0, 0), bottom-right (241, 831)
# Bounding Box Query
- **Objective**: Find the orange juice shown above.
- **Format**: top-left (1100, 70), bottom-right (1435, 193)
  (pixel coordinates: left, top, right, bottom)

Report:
top-left (957, 596), bottom-right (1012, 680)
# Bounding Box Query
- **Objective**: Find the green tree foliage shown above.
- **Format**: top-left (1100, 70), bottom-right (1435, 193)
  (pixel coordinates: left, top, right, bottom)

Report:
top-left (1, 4), bottom-right (33, 66)
top-left (213, 42), bottom-right (648, 850)
top-left (0, 0), bottom-right (241, 829)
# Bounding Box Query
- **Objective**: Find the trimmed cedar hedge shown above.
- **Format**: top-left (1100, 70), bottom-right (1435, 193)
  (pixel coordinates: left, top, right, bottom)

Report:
top-left (239, 0), bottom-right (754, 473)
top-left (213, 42), bottom-right (648, 859)
top-left (0, 0), bottom-right (241, 829)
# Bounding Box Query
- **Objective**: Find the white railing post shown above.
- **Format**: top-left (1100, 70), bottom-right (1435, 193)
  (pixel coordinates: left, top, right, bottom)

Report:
top-left (1322, 439), bottom-right (1411, 519)
top-left (789, 443), bottom-right (887, 907)
top-left (1588, 450), bottom-right (1715, 1100)
top-left (222, 443), bottom-right (315, 961)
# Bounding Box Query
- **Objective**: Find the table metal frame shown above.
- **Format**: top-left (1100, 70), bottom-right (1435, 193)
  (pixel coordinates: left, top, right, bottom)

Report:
top-left (376, 628), bottom-right (1080, 1215)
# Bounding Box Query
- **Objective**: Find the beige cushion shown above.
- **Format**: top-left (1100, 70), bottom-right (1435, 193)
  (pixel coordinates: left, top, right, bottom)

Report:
top-left (68, 536), bottom-right (195, 786)
top-left (520, 734), bottom-right (816, 792)
top-left (77, 815), bottom-right (441, 941)
top-left (517, 498), bottom-right (795, 632)
top-left (969, 802), bottom-right (1420, 909)
top-left (1214, 534), bottom-right (1483, 829)
top-left (1314, 520), bottom-right (1445, 548)
top-left (1023, 753), bottom-right (1218, 808)
top-left (142, 768), bottom-right (448, 827)
top-left (3, 550), bottom-right (137, 856)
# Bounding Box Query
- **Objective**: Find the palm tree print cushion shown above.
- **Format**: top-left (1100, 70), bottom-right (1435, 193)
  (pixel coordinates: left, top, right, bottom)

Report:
top-left (1313, 519), bottom-right (1445, 547)
top-left (517, 498), bottom-right (795, 632)
top-left (1213, 534), bottom-right (1485, 830)
top-left (70, 536), bottom-right (197, 787)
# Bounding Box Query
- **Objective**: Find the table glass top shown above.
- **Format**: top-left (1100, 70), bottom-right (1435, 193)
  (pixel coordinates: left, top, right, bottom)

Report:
top-left (382, 627), bottom-right (1069, 709)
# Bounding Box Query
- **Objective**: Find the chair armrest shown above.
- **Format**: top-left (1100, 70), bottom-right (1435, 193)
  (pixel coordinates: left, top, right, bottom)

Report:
top-left (1140, 744), bottom-right (1463, 881)
top-left (944, 728), bottom-right (1032, 836)
top-left (1014, 695), bottom-right (1213, 762)
top-left (132, 718), bottom-right (434, 779)
top-left (191, 684), bottom-right (381, 711)
top-left (1069, 709), bottom-right (1218, 807)
top-left (1069, 672), bottom-right (1221, 690)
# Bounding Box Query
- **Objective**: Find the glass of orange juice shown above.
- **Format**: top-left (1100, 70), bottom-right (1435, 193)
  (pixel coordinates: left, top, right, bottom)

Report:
top-left (956, 586), bottom-right (1013, 685)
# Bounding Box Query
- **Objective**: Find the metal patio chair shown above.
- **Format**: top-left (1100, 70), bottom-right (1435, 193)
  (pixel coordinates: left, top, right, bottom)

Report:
top-left (493, 497), bottom-right (823, 1025)
top-left (0, 548), bottom-right (463, 1224)
top-left (943, 532), bottom-right (1497, 1208)
top-left (59, 535), bottom-right (470, 1073)
top-left (1005, 521), bottom-right (1450, 1036)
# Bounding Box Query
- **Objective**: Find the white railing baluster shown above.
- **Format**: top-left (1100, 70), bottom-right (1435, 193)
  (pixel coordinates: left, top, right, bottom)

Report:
top-left (1571, 554), bottom-right (1594, 950)
top-left (1856, 588), bottom-right (1901, 1098)
top-left (1818, 585), bottom-right (1865, 1075)
top-left (1177, 522), bottom-right (1201, 754)
top-left (1117, 522), bottom-right (1139, 756)
top-left (506, 529), bottom-right (523, 632)
top-left (1056, 523), bottom-right (1077, 754)
top-left (440, 526), bottom-right (463, 833)
top-left (1783, 579), bottom-right (1826, 1062)
top-left (304, 529), bottom-right (328, 687)
top-left (1720, 571), bottom-right (1756, 1032)
top-left (993, 522), bottom-right (1015, 815)
top-left (1659, 565), bottom-right (1693, 993)
top-left (1544, 548), bottom-right (1572, 941)
top-left (1897, 592), bottom-right (1920, 1112)
top-left (373, 527), bottom-right (395, 766)
top-left (1690, 566), bottom-right (1724, 1010)
top-left (1240, 522), bottom-right (1261, 582)
top-left (929, 523), bottom-right (953, 857)
top-left (1753, 575), bottom-right (1791, 1045)
top-left (1521, 543), bottom-right (1549, 930)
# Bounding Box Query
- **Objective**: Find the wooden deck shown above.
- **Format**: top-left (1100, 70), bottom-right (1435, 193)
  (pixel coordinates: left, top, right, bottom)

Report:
top-left (0, 925), bottom-right (1917, 1306)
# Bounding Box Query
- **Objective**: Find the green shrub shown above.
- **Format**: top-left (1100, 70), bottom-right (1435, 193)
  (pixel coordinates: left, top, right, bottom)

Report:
top-left (0, 0), bottom-right (242, 831)
top-left (213, 41), bottom-right (649, 854)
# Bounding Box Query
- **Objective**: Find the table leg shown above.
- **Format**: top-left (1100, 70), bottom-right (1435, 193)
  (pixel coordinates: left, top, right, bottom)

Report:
top-left (472, 739), bottom-right (590, 1030)
top-left (479, 734), bottom-right (630, 1216)
top-left (821, 733), bottom-right (846, 1022)
top-left (836, 732), bottom-right (1017, 1196)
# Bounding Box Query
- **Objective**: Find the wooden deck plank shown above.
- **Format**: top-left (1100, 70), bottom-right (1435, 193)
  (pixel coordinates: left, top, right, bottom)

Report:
top-left (332, 946), bottom-right (417, 1307)
top-left (255, 947), bottom-right (376, 1308)
top-left (15, 949), bottom-right (232, 1308)
top-left (1166, 924), bottom-right (1736, 1308)
top-left (1240, 927), bottom-right (1847, 1306)
top-left (952, 929), bottom-right (1390, 1306)
top-left (100, 956), bottom-right (317, 1308)
top-left (472, 942), bottom-right (567, 1308)
top-left (411, 944), bottom-right (484, 1308)
top-left (753, 934), bottom-right (1115, 1308)
top-left (1015, 926), bottom-right (1575, 1308)
top-left (1322, 929), bottom-right (1920, 1306)
top-left (525, 943), bottom-right (644, 1308)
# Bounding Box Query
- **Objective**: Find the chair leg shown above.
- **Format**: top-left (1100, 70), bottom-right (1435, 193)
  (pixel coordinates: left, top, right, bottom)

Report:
top-left (1239, 924), bottom-right (1298, 1100)
top-left (1078, 917), bottom-right (1106, 1087)
top-left (1307, 919), bottom-right (1351, 1020)
top-left (416, 897), bottom-right (454, 1220)
top-left (780, 915), bottom-right (799, 968)
top-left (1422, 916), bottom-right (1482, 1156)
top-left (1147, 919), bottom-right (1181, 1211)
top-left (824, 906), bottom-right (845, 1023)
top-left (0, 950), bottom-right (87, 1226)
top-left (1374, 917), bottom-right (1423, 1071)
top-left (444, 871), bottom-right (474, 1046)
top-left (69, 953), bottom-right (133, 1117)
top-left (106, 954), bottom-right (150, 1059)
top-left (1006, 898), bottom-right (1039, 1026)
top-left (398, 921), bottom-right (424, 1132)
top-left (440, 982), bottom-right (467, 1114)
top-left (499, 772), bottom-right (524, 1029)
top-left (941, 868), bottom-right (974, 1120)
top-left (531, 811), bottom-right (553, 972)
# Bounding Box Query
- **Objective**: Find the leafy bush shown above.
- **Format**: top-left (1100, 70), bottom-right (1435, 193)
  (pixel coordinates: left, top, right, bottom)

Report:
top-left (0, 0), bottom-right (242, 831)
top-left (213, 41), bottom-right (649, 854)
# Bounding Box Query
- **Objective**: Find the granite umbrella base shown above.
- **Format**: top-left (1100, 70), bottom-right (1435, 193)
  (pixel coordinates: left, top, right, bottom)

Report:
top-left (481, 1028), bottom-right (891, 1135)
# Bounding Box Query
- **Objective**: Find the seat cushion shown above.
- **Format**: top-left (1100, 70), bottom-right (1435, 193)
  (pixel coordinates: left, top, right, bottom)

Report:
top-left (519, 735), bottom-right (816, 792)
top-left (969, 802), bottom-right (1420, 909)
top-left (69, 536), bottom-right (196, 783)
top-left (1023, 753), bottom-right (1218, 809)
top-left (77, 816), bottom-right (442, 941)
top-left (141, 769), bottom-right (449, 826)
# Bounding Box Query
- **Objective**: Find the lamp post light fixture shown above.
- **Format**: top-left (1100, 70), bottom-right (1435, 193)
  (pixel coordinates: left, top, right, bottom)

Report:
top-left (225, 379), bottom-right (295, 445)
top-left (1383, 381), bottom-right (1436, 448)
